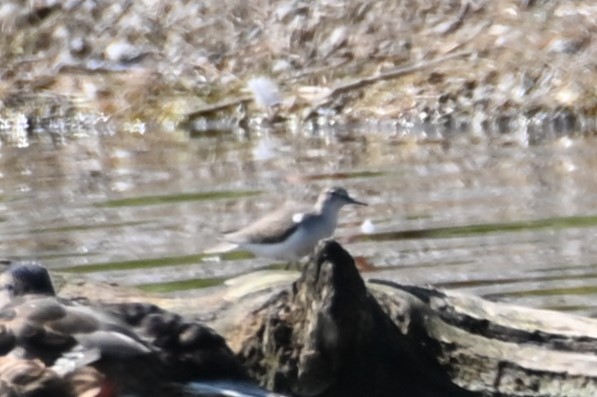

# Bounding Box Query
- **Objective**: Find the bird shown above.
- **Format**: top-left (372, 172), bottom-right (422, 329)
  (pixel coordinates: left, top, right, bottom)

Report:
top-left (206, 187), bottom-right (367, 261)
top-left (0, 261), bottom-right (250, 396)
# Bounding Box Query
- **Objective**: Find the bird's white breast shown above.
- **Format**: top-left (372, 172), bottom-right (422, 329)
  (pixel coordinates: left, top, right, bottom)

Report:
top-left (240, 217), bottom-right (336, 260)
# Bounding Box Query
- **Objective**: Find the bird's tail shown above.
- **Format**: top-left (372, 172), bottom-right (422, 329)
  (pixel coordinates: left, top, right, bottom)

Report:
top-left (203, 242), bottom-right (239, 255)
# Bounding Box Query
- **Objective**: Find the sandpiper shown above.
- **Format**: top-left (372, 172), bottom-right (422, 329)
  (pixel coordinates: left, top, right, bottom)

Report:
top-left (207, 186), bottom-right (367, 260)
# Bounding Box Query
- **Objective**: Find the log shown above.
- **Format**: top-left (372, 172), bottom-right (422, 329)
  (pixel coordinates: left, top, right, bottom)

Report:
top-left (234, 240), bottom-right (597, 397)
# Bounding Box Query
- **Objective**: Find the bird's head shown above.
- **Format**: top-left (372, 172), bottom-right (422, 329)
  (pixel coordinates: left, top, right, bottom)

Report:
top-left (0, 261), bottom-right (55, 305)
top-left (318, 187), bottom-right (367, 212)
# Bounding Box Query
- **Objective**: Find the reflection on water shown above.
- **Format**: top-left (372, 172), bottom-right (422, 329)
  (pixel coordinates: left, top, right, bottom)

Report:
top-left (0, 124), bottom-right (596, 317)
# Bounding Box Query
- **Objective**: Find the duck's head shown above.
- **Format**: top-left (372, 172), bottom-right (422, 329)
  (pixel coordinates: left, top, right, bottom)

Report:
top-left (0, 261), bottom-right (55, 306)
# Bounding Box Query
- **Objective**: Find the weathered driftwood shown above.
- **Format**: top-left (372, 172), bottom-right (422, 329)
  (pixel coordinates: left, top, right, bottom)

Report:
top-left (234, 240), bottom-right (597, 397)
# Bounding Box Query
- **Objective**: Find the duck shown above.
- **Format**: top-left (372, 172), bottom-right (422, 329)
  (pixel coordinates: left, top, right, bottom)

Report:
top-left (0, 260), bottom-right (250, 397)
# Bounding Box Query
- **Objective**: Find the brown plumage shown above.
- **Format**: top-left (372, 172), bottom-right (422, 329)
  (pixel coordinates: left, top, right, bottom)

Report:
top-left (0, 261), bottom-right (247, 397)
top-left (0, 355), bottom-right (113, 397)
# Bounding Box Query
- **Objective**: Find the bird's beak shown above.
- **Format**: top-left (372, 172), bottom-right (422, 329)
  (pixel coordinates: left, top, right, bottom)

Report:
top-left (345, 196), bottom-right (368, 206)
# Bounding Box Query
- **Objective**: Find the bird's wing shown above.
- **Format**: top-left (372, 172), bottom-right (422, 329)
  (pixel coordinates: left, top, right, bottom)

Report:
top-left (0, 296), bottom-right (151, 361)
top-left (224, 205), bottom-right (309, 245)
top-left (0, 296), bottom-right (79, 362)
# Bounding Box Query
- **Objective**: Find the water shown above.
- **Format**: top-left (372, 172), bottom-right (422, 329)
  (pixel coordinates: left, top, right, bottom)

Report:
top-left (1, 123), bottom-right (596, 317)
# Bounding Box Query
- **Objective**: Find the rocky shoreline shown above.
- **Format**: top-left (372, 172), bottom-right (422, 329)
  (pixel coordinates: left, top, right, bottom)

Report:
top-left (0, 0), bottom-right (594, 137)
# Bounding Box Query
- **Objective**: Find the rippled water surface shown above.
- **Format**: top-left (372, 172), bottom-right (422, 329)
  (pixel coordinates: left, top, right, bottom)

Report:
top-left (1, 123), bottom-right (596, 317)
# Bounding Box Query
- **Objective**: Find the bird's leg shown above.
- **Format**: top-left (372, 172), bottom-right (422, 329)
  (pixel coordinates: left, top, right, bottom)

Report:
top-left (284, 260), bottom-right (297, 270)
top-left (284, 256), bottom-right (312, 271)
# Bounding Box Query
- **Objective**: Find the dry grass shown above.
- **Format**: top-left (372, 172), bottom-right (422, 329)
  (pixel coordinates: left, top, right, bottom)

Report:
top-left (0, 0), bottom-right (594, 129)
